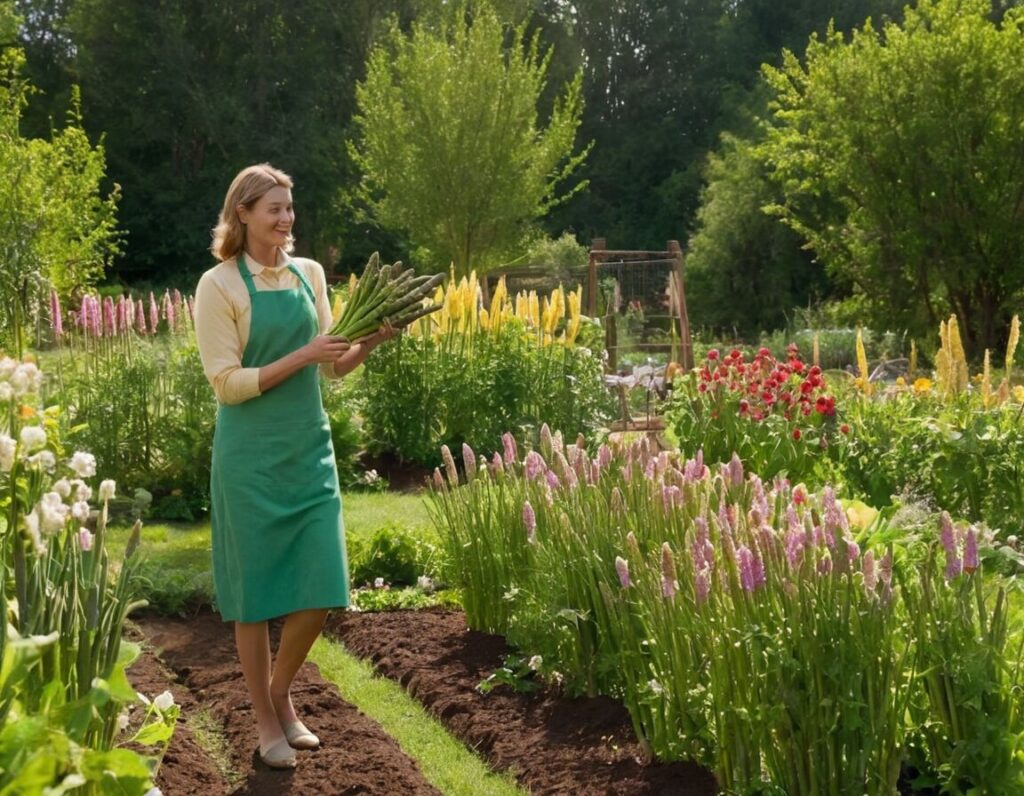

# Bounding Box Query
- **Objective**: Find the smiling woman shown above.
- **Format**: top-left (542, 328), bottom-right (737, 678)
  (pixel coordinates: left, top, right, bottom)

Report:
top-left (193, 163), bottom-right (398, 770)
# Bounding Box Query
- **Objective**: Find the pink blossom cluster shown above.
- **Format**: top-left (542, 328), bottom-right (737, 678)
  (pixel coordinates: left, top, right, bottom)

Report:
top-left (52, 288), bottom-right (194, 340)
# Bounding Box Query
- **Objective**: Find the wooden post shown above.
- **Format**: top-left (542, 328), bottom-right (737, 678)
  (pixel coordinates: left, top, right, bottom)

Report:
top-left (668, 240), bottom-right (693, 370)
top-left (587, 238), bottom-right (605, 316)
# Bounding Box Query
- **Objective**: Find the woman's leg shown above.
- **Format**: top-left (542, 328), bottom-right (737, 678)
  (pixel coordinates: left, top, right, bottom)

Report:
top-left (235, 620), bottom-right (286, 749)
top-left (270, 608), bottom-right (329, 725)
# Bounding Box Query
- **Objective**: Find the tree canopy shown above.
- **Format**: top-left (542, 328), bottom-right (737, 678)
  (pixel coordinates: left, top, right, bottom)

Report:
top-left (760, 0), bottom-right (1024, 354)
top-left (350, 2), bottom-right (588, 276)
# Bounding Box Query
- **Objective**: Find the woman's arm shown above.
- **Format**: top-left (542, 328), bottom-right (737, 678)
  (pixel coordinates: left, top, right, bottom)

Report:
top-left (259, 335), bottom-right (351, 393)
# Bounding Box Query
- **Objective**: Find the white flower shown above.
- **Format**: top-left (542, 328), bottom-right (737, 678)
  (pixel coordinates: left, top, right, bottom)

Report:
top-left (98, 479), bottom-right (116, 501)
top-left (0, 382), bottom-right (12, 402)
top-left (416, 575), bottom-right (434, 592)
top-left (116, 710), bottom-right (130, 731)
top-left (71, 501), bottom-right (91, 523)
top-left (373, 577), bottom-right (385, 589)
top-left (68, 451), bottom-right (96, 478)
top-left (10, 362), bottom-right (42, 396)
top-left (38, 492), bottom-right (69, 535)
top-left (19, 426), bottom-right (47, 452)
top-left (78, 529), bottom-right (94, 552)
top-left (27, 450), bottom-right (56, 471)
top-left (71, 479), bottom-right (92, 502)
top-left (648, 679), bottom-right (664, 695)
top-left (53, 478), bottom-right (72, 498)
top-left (0, 434), bottom-right (15, 472)
top-left (0, 357), bottom-right (16, 380)
top-left (153, 690), bottom-right (175, 711)
top-left (528, 655), bottom-right (543, 671)
top-left (23, 510), bottom-right (46, 556)
top-left (144, 788), bottom-right (163, 796)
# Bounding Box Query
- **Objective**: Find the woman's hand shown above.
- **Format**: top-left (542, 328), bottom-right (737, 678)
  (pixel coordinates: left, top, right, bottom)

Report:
top-left (365, 320), bottom-right (400, 349)
top-left (304, 335), bottom-right (350, 365)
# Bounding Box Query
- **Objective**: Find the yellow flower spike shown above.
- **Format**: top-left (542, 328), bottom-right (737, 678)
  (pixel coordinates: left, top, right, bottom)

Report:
top-left (479, 308), bottom-right (490, 331)
top-left (331, 293), bottom-right (344, 323)
top-left (948, 315), bottom-right (969, 394)
top-left (813, 332), bottom-right (820, 368)
top-left (348, 272), bottom-right (357, 294)
top-left (909, 340), bottom-right (917, 379)
top-left (856, 328), bottom-right (872, 396)
top-left (937, 320), bottom-right (950, 395)
top-left (528, 291), bottom-right (540, 327)
top-left (490, 277), bottom-right (507, 321)
top-left (1014, 384), bottom-right (1024, 403)
top-left (1006, 314), bottom-right (1020, 382)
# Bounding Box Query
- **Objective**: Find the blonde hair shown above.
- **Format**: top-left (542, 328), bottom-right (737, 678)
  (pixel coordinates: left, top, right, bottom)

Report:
top-left (211, 163), bottom-right (295, 261)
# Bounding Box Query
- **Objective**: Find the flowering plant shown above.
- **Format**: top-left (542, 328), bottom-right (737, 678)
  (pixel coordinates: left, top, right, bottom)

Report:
top-left (1, 355), bottom-right (169, 792)
top-left (430, 426), bottom-right (1022, 793)
top-left (665, 344), bottom-right (845, 483)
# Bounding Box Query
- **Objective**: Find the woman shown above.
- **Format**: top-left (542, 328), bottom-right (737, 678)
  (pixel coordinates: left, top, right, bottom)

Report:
top-left (195, 163), bottom-right (393, 769)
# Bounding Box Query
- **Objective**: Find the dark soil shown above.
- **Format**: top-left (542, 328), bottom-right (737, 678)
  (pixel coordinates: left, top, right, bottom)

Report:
top-left (360, 451), bottom-right (431, 493)
top-left (133, 609), bottom-right (439, 795)
top-left (325, 608), bottom-right (719, 796)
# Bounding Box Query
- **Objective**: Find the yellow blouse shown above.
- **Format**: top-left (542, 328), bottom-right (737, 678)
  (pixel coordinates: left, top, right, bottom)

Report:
top-left (194, 248), bottom-right (338, 405)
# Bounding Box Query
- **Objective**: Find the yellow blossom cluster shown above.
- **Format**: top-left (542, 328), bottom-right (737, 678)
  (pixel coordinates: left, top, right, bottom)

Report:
top-left (404, 270), bottom-right (583, 346)
top-left (902, 314), bottom-right (1021, 407)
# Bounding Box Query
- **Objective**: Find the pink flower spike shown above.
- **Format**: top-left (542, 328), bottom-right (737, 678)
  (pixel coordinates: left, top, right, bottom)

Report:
top-left (501, 432), bottom-right (518, 467)
top-left (149, 292), bottom-right (159, 334)
top-left (522, 501), bottom-right (536, 544)
top-left (432, 468), bottom-right (445, 490)
top-left (963, 528), bottom-right (979, 574)
top-left (462, 443), bottom-right (477, 479)
top-left (78, 528), bottom-right (94, 552)
top-left (939, 512), bottom-right (957, 556)
top-left (661, 543), bottom-right (677, 599)
top-left (50, 290), bottom-right (64, 337)
top-left (615, 556), bottom-right (631, 589)
top-left (545, 470), bottom-right (561, 491)
top-left (862, 550), bottom-right (877, 591)
top-left (737, 546), bottom-right (757, 592)
top-left (694, 567), bottom-right (711, 604)
top-left (136, 299), bottom-right (146, 334)
top-left (524, 451), bottom-right (546, 480)
top-left (491, 452), bottom-right (503, 473)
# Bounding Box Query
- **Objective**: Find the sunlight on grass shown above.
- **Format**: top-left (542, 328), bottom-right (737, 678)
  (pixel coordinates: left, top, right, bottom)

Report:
top-left (309, 636), bottom-right (525, 796)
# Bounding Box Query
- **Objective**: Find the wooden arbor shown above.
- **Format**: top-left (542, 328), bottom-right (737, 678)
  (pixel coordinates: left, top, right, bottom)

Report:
top-left (587, 239), bottom-right (694, 371)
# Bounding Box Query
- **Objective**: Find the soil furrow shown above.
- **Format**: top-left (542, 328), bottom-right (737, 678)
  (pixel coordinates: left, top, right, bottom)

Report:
top-left (135, 610), bottom-right (440, 795)
top-left (325, 608), bottom-right (719, 796)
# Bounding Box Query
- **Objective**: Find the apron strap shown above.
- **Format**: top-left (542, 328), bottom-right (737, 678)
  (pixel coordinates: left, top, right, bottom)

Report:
top-left (287, 264), bottom-right (317, 306)
top-left (237, 254), bottom-right (259, 296)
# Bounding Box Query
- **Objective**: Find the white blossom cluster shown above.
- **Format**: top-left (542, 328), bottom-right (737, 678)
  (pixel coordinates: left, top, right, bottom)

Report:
top-left (2, 357), bottom-right (115, 557)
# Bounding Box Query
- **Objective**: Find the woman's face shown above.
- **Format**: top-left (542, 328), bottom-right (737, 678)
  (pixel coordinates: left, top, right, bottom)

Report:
top-left (238, 185), bottom-right (294, 253)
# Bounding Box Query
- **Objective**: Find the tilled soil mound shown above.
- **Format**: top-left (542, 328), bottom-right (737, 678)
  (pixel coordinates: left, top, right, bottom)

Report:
top-left (325, 608), bottom-right (719, 796)
top-left (134, 610), bottom-right (439, 795)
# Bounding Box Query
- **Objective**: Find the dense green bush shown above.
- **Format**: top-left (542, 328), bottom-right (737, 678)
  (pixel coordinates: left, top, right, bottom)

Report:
top-left (359, 318), bottom-right (612, 467)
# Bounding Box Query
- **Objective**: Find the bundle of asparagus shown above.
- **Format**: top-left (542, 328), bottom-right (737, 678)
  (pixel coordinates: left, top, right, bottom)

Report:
top-left (330, 253), bottom-right (445, 341)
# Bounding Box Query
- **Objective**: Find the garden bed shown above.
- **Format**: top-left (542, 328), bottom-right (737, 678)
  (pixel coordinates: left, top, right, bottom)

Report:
top-left (324, 608), bottom-right (718, 795)
top-left (131, 610), bottom-right (440, 795)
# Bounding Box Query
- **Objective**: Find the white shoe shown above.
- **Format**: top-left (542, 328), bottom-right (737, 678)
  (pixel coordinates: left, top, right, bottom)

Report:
top-left (283, 720), bottom-right (320, 750)
top-left (259, 737), bottom-right (297, 768)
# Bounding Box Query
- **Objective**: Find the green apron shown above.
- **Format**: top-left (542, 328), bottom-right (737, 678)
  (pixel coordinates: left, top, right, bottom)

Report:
top-left (210, 254), bottom-right (349, 622)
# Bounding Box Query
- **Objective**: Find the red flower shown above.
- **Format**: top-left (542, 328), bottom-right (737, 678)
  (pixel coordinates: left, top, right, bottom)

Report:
top-left (758, 347), bottom-right (771, 358)
top-left (730, 348), bottom-right (742, 360)
top-left (840, 423), bottom-right (850, 434)
top-left (707, 348), bottom-right (720, 361)
top-left (800, 381), bottom-right (813, 395)
top-left (739, 399), bottom-right (750, 414)
top-left (809, 365), bottom-right (822, 378)
top-left (793, 361), bottom-right (805, 373)
top-left (792, 428), bottom-right (802, 440)
top-left (698, 383), bottom-right (708, 393)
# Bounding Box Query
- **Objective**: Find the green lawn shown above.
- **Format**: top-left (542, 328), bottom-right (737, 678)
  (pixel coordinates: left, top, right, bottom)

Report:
top-left (105, 491), bottom-right (435, 613)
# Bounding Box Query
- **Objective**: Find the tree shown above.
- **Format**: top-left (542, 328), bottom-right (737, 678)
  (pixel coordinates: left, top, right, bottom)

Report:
top-left (760, 0), bottom-right (1024, 355)
top-left (686, 131), bottom-right (826, 337)
top-left (0, 29), bottom-right (119, 352)
top-left (350, 1), bottom-right (588, 276)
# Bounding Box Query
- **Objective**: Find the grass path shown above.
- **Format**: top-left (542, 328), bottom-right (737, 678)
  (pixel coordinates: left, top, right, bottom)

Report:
top-left (309, 637), bottom-right (526, 796)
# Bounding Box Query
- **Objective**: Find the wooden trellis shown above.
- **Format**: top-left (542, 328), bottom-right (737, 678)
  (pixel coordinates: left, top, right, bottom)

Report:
top-left (587, 238), bottom-right (694, 372)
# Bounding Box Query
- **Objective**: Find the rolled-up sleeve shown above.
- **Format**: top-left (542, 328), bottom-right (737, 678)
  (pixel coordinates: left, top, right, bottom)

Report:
top-left (194, 271), bottom-right (262, 404)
